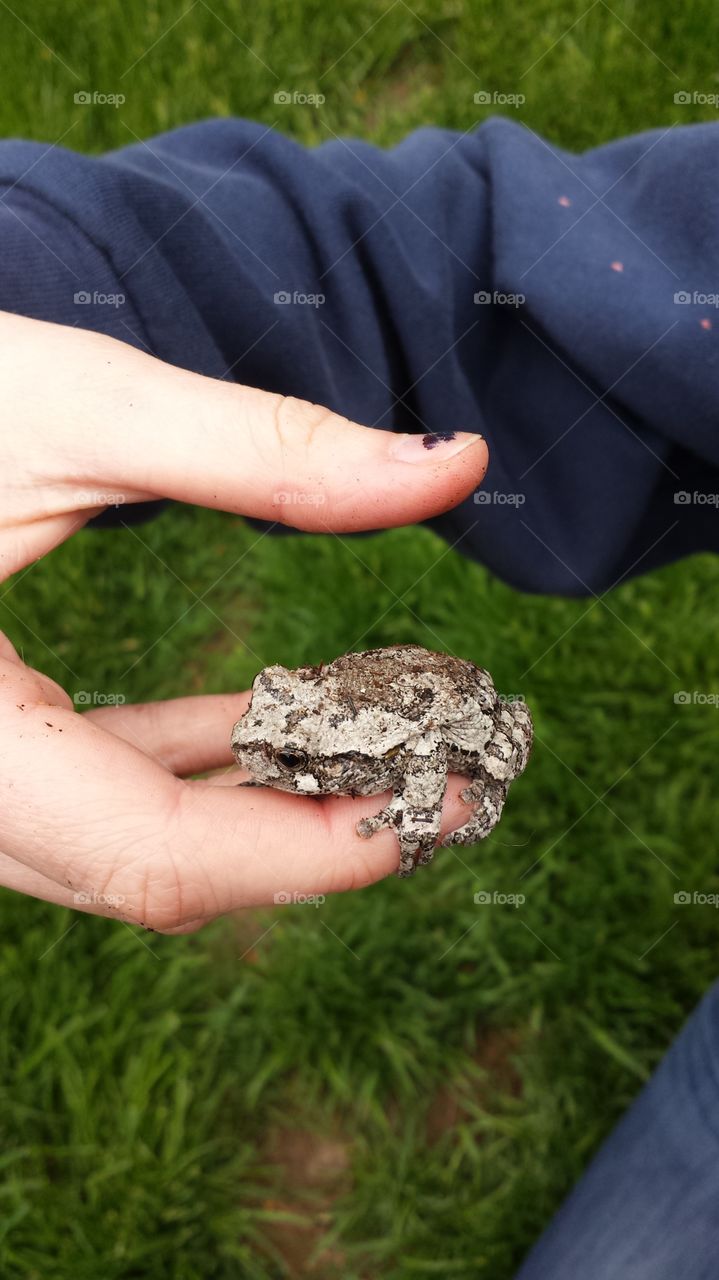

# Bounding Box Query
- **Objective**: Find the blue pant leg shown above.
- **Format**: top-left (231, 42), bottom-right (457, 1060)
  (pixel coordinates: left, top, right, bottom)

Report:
top-left (516, 980), bottom-right (719, 1279)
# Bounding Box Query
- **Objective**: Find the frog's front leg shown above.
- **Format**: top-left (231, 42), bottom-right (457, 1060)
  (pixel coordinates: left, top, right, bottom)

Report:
top-left (356, 734), bottom-right (447, 877)
top-left (439, 775), bottom-right (507, 847)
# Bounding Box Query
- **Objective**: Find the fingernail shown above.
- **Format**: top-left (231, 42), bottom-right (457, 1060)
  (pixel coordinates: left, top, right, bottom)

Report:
top-left (389, 431), bottom-right (484, 463)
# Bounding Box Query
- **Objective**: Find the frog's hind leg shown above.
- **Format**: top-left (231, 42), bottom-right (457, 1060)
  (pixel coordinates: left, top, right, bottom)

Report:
top-left (439, 777), bottom-right (508, 847)
top-left (356, 797), bottom-right (412, 872)
top-left (356, 797), bottom-right (437, 877)
top-left (357, 735), bottom-right (447, 877)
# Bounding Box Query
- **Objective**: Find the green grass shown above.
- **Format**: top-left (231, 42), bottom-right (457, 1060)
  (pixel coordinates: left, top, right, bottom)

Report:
top-left (2, 2), bottom-right (719, 1276)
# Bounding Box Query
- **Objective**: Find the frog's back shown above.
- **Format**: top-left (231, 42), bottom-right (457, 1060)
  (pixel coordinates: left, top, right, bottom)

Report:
top-left (325, 645), bottom-right (494, 718)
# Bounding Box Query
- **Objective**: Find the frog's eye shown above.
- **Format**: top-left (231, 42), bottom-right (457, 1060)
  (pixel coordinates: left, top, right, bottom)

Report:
top-left (383, 744), bottom-right (403, 759)
top-left (276, 749), bottom-right (308, 771)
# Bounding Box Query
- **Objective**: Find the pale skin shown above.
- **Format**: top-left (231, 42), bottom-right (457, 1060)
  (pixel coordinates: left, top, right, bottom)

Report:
top-left (0, 310), bottom-right (489, 933)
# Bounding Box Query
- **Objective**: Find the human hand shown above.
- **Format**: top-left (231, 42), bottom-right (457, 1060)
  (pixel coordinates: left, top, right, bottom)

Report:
top-left (0, 311), bottom-right (488, 930)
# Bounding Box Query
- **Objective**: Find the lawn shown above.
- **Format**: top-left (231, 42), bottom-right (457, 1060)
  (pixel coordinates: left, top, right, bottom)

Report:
top-left (2, 2), bottom-right (719, 1276)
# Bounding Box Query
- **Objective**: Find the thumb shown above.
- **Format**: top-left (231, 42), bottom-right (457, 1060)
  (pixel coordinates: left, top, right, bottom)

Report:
top-left (14, 315), bottom-right (489, 532)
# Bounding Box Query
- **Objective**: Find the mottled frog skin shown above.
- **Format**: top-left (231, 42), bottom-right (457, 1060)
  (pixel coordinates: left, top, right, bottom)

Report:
top-left (231, 645), bottom-right (533, 877)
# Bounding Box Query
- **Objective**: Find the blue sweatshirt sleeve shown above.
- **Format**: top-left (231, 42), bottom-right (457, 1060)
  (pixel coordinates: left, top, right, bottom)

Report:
top-left (0, 115), bottom-right (717, 596)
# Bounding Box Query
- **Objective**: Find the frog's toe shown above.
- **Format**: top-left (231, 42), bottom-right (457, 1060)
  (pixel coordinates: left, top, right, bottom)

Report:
top-left (398, 835), bottom-right (438, 876)
top-left (440, 782), bottom-right (508, 847)
top-left (398, 815), bottom-right (441, 874)
top-left (415, 843), bottom-right (436, 867)
top-left (357, 804), bottom-right (439, 876)
top-left (356, 802), bottom-right (399, 842)
top-left (397, 849), bottom-right (418, 877)
top-left (356, 812), bottom-right (387, 840)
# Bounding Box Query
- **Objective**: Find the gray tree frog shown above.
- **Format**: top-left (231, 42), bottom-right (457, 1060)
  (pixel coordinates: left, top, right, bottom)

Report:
top-left (230, 645), bottom-right (533, 877)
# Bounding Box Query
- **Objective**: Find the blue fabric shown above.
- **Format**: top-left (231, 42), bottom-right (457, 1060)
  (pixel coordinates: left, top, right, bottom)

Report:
top-left (1, 117), bottom-right (718, 592)
top-left (516, 979), bottom-right (719, 1279)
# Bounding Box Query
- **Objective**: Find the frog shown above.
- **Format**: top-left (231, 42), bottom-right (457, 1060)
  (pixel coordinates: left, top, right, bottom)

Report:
top-left (230, 644), bottom-right (533, 877)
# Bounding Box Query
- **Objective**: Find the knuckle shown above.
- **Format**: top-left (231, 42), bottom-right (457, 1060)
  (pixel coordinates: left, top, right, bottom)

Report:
top-left (152, 916), bottom-right (206, 936)
top-left (271, 394), bottom-right (340, 450)
top-left (98, 863), bottom-right (186, 935)
top-left (138, 792), bottom-right (222, 933)
top-left (101, 826), bottom-right (204, 936)
top-left (139, 896), bottom-right (186, 935)
top-left (136, 853), bottom-right (190, 934)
